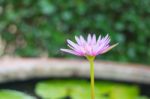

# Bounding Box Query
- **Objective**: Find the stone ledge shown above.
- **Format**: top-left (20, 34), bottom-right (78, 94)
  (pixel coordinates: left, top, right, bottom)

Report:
top-left (0, 57), bottom-right (150, 84)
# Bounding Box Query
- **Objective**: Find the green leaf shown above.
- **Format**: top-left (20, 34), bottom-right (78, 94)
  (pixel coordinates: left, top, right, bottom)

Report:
top-left (35, 80), bottom-right (88, 98)
top-left (110, 84), bottom-right (139, 99)
top-left (0, 90), bottom-right (35, 99)
top-left (136, 96), bottom-right (150, 99)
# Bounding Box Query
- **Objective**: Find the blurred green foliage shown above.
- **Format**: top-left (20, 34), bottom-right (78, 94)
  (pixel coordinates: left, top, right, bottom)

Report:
top-left (0, 0), bottom-right (150, 64)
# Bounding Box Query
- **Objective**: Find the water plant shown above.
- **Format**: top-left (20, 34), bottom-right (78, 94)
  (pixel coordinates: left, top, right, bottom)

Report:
top-left (61, 34), bottom-right (118, 99)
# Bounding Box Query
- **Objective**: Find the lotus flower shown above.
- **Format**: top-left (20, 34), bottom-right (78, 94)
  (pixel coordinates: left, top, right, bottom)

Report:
top-left (61, 34), bottom-right (117, 57)
top-left (61, 33), bottom-right (117, 99)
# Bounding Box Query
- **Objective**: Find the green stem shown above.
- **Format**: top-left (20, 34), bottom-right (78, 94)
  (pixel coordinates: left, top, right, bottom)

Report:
top-left (87, 56), bottom-right (95, 99)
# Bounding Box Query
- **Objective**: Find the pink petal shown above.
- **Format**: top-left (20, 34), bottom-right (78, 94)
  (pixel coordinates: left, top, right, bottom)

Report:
top-left (67, 39), bottom-right (79, 49)
top-left (67, 44), bottom-right (75, 50)
top-left (97, 35), bottom-right (101, 43)
top-left (67, 39), bottom-right (84, 54)
top-left (79, 47), bottom-right (86, 55)
top-left (98, 42), bottom-right (106, 51)
top-left (100, 43), bottom-right (118, 54)
top-left (103, 35), bottom-right (110, 45)
top-left (60, 49), bottom-right (82, 56)
top-left (87, 34), bottom-right (92, 44)
top-left (98, 34), bottom-right (110, 45)
top-left (67, 44), bottom-right (84, 55)
top-left (91, 34), bottom-right (96, 45)
top-left (104, 34), bottom-right (110, 42)
top-left (75, 36), bottom-right (82, 45)
top-left (92, 43), bottom-right (101, 55)
top-left (79, 35), bottom-right (86, 45)
top-left (85, 44), bottom-right (92, 56)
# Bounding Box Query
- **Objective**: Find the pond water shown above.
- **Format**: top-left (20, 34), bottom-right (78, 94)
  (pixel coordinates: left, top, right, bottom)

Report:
top-left (0, 78), bottom-right (149, 99)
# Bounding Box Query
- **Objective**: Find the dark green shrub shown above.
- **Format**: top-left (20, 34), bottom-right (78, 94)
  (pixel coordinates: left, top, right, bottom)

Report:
top-left (0, 0), bottom-right (150, 64)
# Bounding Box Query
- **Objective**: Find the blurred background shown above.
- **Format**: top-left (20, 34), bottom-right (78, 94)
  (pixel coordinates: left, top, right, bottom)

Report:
top-left (0, 0), bottom-right (150, 64)
top-left (0, 0), bottom-right (150, 99)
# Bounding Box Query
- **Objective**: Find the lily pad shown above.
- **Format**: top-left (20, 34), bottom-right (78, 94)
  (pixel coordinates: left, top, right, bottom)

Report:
top-left (0, 90), bottom-right (35, 99)
top-left (136, 96), bottom-right (149, 99)
top-left (35, 80), bottom-right (90, 98)
top-left (110, 84), bottom-right (139, 99)
top-left (35, 80), bottom-right (142, 99)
